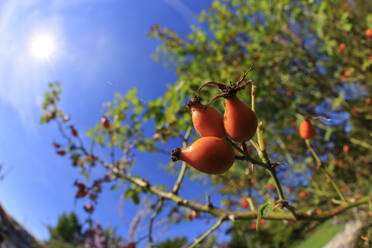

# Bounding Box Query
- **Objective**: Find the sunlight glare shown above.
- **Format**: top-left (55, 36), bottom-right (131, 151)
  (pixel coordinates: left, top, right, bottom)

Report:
top-left (30, 34), bottom-right (55, 60)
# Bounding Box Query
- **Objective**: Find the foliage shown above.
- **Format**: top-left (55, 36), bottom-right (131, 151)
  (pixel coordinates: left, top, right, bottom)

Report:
top-left (45, 211), bottom-right (127, 248)
top-left (154, 237), bottom-right (187, 248)
top-left (48, 211), bottom-right (82, 244)
top-left (40, 0), bottom-right (372, 247)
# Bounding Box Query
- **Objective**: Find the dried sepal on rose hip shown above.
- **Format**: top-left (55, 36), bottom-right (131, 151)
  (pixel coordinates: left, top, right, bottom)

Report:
top-left (187, 95), bottom-right (226, 138)
top-left (171, 136), bottom-right (235, 174)
top-left (197, 71), bottom-right (257, 142)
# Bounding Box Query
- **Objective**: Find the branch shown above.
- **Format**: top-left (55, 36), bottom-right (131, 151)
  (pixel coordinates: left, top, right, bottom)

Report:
top-left (117, 168), bottom-right (371, 221)
top-left (187, 216), bottom-right (226, 248)
top-left (51, 111), bottom-right (370, 239)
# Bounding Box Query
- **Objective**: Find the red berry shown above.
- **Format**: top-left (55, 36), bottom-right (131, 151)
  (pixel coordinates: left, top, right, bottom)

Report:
top-left (338, 160), bottom-right (344, 167)
top-left (299, 120), bottom-right (315, 139)
top-left (339, 43), bottom-right (346, 53)
top-left (366, 28), bottom-right (372, 39)
top-left (299, 191), bottom-right (307, 198)
top-left (241, 199), bottom-right (249, 208)
top-left (343, 67), bottom-right (350, 78)
top-left (250, 223), bottom-right (256, 230)
top-left (343, 145), bottom-right (349, 153)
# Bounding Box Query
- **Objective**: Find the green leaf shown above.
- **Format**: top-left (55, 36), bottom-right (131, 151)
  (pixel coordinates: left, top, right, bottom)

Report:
top-left (124, 189), bottom-right (134, 198)
top-left (256, 203), bottom-right (267, 231)
top-left (262, 203), bottom-right (275, 216)
top-left (111, 184), bottom-right (119, 190)
top-left (342, 23), bottom-right (352, 32)
top-left (366, 14), bottom-right (372, 27)
top-left (86, 128), bottom-right (94, 137)
top-left (324, 128), bottom-right (333, 142)
top-left (256, 202), bottom-right (275, 232)
top-left (131, 192), bottom-right (140, 205)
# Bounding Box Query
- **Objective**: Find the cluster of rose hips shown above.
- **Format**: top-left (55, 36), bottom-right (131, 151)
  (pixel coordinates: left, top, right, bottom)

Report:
top-left (171, 73), bottom-right (258, 174)
top-left (170, 71), bottom-right (326, 175)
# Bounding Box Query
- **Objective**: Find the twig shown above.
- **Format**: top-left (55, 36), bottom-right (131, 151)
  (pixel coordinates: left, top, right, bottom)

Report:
top-left (187, 216), bottom-right (226, 248)
top-left (305, 139), bottom-right (322, 168)
top-left (225, 138), bottom-right (266, 167)
top-left (275, 135), bottom-right (294, 166)
top-left (267, 168), bottom-right (285, 201)
top-left (148, 198), bottom-right (164, 243)
top-left (206, 194), bottom-right (213, 209)
top-left (251, 84), bottom-right (256, 112)
top-left (306, 140), bottom-right (345, 201)
top-left (172, 127), bottom-right (192, 194)
top-left (109, 132), bottom-right (116, 165)
top-left (247, 197), bottom-right (255, 211)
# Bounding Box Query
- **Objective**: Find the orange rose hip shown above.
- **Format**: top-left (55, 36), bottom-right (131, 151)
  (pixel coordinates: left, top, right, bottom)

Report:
top-left (171, 136), bottom-right (235, 174)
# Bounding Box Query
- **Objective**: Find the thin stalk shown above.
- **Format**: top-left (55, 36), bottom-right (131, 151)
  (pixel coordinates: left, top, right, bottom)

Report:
top-left (172, 162), bottom-right (187, 194)
top-left (322, 168), bottom-right (345, 202)
top-left (225, 138), bottom-right (266, 167)
top-left (305, 139), bottom-right (322, 168)
top-left (306, 140), bottom-right (345, 201)
top-left (247, 197), bottom-right (255, 211)
top-left (275, 135), bottom-right (294, 166)
top-left (251, 84), bottom-right (257, 112)
top-left (188, 217), bottom-right (226, 248)
top-left (172, 126), bottom-right (192, 194)
top-left (148, 198), bottom-right (164, 243)
top-left (268, 168), bottom-right (285, 201)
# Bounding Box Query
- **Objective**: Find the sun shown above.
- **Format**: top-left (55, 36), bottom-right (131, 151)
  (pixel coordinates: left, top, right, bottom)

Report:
top-left (30, 34), bottom-right (55, 60)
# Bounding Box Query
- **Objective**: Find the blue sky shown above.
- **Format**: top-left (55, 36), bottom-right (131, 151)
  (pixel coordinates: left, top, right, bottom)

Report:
top-left (0, 0), bottom-right (221, 243)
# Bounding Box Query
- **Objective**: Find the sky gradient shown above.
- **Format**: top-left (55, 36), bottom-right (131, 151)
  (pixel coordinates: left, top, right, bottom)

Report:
top-left (0, 0), bottom-right (216, 242)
